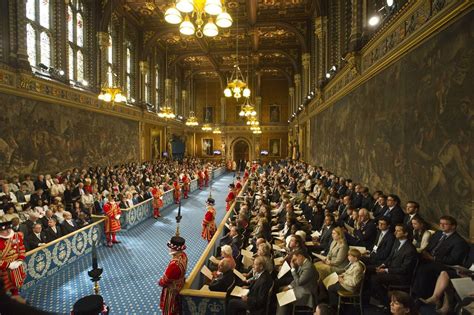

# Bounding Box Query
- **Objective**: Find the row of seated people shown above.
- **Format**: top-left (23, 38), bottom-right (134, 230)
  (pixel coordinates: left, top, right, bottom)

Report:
top-left (0, 158), bottom-right (222, 251)
top-left (199, 161), bottom-right (473, 315)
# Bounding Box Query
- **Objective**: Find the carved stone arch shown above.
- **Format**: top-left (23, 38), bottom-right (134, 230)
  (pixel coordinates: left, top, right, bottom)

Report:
top-left (230, 137), bottom-right (253, 163)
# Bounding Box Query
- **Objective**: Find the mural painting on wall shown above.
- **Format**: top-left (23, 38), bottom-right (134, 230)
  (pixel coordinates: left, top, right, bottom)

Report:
top-left (203, 106), bottom-right (213, 123)
top-left (269, 105), bottom-right (280, 123)
top-left (152, 135), bottom-right (161, 160)
top-left (269, 139), bottom-right (281, 157)
top-left (0, 93), bottom-right (140, 177)
top-left (310, 13), bottom-right (474, 236)
top-left (202, 138), bottom-right (214, 156)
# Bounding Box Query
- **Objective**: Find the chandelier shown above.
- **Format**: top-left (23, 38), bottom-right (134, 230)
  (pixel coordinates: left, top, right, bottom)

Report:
top-left (158, 106), bottom-right (176, 119)
top-left (224, 64), bottom-right (250, 100)
top-left (164, 0), bottom-right (232, 38)
top-left (246, 116), bottom-right (259, 126)
top-left (201, 123), bottom-right (212, 131)
top-left (98, 85), bottom-right (126, 103)
top-left (212, 127), bottom-right (222, 134)
top-left (252, 127), bottom-right (262, 134)
top-left (239, 97), bottom-right (257, 117)
top-left (185, 110), bottom-right (199, 126)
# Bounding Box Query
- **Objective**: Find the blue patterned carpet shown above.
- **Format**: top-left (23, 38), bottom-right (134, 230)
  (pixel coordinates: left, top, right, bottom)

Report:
top-left (24, 173), bottom-right (233, 314)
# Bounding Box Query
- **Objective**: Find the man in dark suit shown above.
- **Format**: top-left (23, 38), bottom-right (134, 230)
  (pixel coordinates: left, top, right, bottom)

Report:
top-left (403, 201), bottom-right (421, 234)
top-left (349, 208), bottom-right (377, 250)
top-left (228, 256), bottom-right (273, 315)
top-left (376, 194), bottom-right (404, 229)
top-left (413, 216), bottom-right (469, 298)
top-left (209, 260), bottom-right (235, 292)
top-left (219, 226), bottom-right (243, 258)
top-left (44, 218), bottom-right (62, 242)
top-left (369, 224), bottom-right (418, 305)
top-left (363, 218), bottom-right (395, 268)
top-left (60, 211), bottom-right (79, 235)
top-left (360, 187), bottom-right (375, 210)
top-left (40, 210), bottom-right (58, 229)
top-left (314, 214), bottom-right (335, 253)
top-left (26, 223), bottom-right (48, 251)
top-left (24, 213), bottom-right (40, 237)
top-left (372, 194), bottom-right (387, 218)
top-left (29, 188), bottom-right (48, 207)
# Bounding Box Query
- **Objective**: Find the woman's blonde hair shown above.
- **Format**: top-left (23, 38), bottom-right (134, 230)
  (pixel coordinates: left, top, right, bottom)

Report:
top-left (332, 227), bottom-right (346, 243)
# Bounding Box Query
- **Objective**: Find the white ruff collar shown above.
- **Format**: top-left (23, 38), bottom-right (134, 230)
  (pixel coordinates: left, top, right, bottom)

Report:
top-left (0, 230), bottom-right (14, 239)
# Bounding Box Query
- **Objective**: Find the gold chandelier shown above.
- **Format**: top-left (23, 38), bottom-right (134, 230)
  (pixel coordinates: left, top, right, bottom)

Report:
top-left (239, 97), bottom-right (257, 117)
top-left (246, 116), bottom-right (259, 126)
top-left (224, 64), bottom-right (250, 100)
top-left (185, 111), bottom-right (199, 126)
top-left (212, 127), bottom-right (222, 134)
top-left (158, 106), bottom-right (176, 119)
top-left (164, 0), bottom-right (232, 38)
top-left (252, 127), bottom-right (262, 134)
top-left (98, 85), bottom-right (126, 103)
top-left (201, 123), bottom-right (212, 131)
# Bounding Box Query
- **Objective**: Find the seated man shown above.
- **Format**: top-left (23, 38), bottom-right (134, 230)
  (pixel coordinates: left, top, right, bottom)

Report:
top-left (60, 211), bottom-right (78, 235)
top-left (26, 223), bottom-right (48, 250)
top-left (276, 249), bottom-right (318, 315)
top-left (44, 218), bottom-right (62, 242)
top-left (362, 218), bottom-right (395, 269)
top-left (228, 256), bottom-right (273, 315)
top-left (413, 215), bottom-right (469, 299)
top-left (369, 224), bottom-right (418, 305)
top-left (348, 208), bottom-right (377, 250)
top-left (209, 260), bottom-right (235, 292)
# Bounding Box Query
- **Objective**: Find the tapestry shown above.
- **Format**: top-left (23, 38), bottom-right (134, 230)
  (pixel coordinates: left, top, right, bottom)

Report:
top-left (0, 93), bottom-right (140, 177)
top-left (310, 12), bottom-right (473, 235)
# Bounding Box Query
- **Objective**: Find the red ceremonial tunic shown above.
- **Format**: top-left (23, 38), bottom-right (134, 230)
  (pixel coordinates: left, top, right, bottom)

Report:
top-left (173, 181), bottom-right (181, 201)
top-left (204, 169), bottom-right (209, 181)
top-left (159, 252), bottom-right (188, 315)
top-left (0, 232), bottom-right (26, 292)
top-left (103, 202), bottom-right (121, 233)
top-left (182, 176), bottom-right (190, 192)
top-left (225, 191), bottom-right (235, 212)
top-left (152, 187), bottom-right (164, 209)
top-left (201, 206), bottom-right (216, 241)
top-left (235, 181), bottom-right (242, 193)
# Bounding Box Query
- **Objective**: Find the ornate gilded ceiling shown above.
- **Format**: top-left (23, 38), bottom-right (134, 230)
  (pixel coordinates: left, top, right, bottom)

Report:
top-left (123, 0), bottom-right (315, 82)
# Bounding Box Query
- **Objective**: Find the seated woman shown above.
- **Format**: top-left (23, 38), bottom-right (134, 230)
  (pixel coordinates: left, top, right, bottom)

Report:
top-left (324, 248), bottom-right (365, 306)
top-left (390, 291), bottom-right (418, 315)
top-left (2, 204), bottom-right (20, 222)
top-left (411, 217), bottom-right (432, 253)
top-left (314, 227), bottom-right (349, 280)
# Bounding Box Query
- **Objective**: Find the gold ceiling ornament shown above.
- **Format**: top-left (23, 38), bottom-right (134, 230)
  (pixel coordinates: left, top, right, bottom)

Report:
top-left (164, 0), bottom-right (232, 38)
top-left (158, 105), bottom-right (176, 119)
top-left (185, 110), bottom-right (199, 126)
top-left (239, 97), bottom-right (257, 117)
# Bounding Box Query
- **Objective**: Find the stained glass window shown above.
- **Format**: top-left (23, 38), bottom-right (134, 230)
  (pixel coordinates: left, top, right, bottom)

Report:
top-left (39, 0), bottom-right (49, 29)
top-left (155, 67), bottom-right (160, 106)
top-left (27, 24), bottom-right (36, 66)
top-left (126, 46), bottom-right (133, 100)
top-left (25, 0), bottom-right (51, 68)
top-left (145, 72), bottom-right (150, 103)
top-left (68, 0), bottom-right (87, 82)
top-left (26, 0), bottom-right (35, 21)
top-left (40, 32), bottom-right (50, 67)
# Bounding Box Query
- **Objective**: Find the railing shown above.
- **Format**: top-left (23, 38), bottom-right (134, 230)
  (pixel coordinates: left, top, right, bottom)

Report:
top-left (22, 218), bottom-right (105, 290)
top-left (21, 167), bottom-right (227, 290)
top-left (180, 179), bottom-right (249, 315)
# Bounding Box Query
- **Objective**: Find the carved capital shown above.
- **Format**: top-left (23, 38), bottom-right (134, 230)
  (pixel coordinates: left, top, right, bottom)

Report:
top-left (288, 87), bottom-right (295, 96)
top-left (302, 53), bottom-right (311, 68)
top-left (294, 74), bottom-right (301, 85)
top-left (314, 16), bottom-right (327, 39)
top-left (97, 32), bottom-right (110, 50)
top-left (344, 52), bottom-right (360, 76)
top-left (139, 61), bottom-right (149, 75)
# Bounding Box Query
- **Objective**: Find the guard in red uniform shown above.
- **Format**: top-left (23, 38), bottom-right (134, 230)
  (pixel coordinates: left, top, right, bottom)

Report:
top-left (204, 167), bottom-right (210, 187)
top-left (198, 169), bottom-right (205, 190)
top-left (243, 168), bottom-right (250, 181)
top-left (152, 185), bottom-right (164, 218)
top-left (225, 184), bottom-right (236, 212)
top-left (0, 221), bottom-right (26, 297)
top-left (172, 178), bottom-right (181, 204)
top-left (181, 173), bottom-right (190, 199)
top-left (158, 235), bottom-right (188, 315)
top-left (201, 198), bottom-right (216, 242)
top-left (103, 198), bottom-right (121, 247)
top-left (235, 176), bottom-right (243, 194)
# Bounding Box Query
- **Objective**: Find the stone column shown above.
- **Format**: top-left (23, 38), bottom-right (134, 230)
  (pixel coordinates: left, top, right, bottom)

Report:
top-left (294, 74), bottom-right (301, 110)
top-left (97, 32), bottom-right (110, 88)
top-left (314, 16), bottom-right (328, 84)
top-left (289, 87), bottom-right (295, 119)
top-left (164, 78), bottom-right (172, 108)
top-left (302, 53), bottom-right (311, 99)
top-left (349, 0), bottom-right (363, 52)
top-left (182, 90), bottom-right (187, 116)
top-left (255, 96), bottom-right (262, 122)
top-left (11, 0), bottom-right (30, 70)
top-left (220, 97), bottom-right (226, 124)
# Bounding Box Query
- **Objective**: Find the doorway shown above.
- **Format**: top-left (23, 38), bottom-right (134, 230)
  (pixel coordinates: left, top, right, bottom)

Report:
top-left (233, 140), bottom-right (250, 166)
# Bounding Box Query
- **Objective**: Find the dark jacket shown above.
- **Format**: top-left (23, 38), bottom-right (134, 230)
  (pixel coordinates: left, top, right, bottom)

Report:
top-left (26, 232), bottom-right (48, 251)
top-left (426, 230), bottom-right (469, 265)
top-left (384, 239), bottom-right (418, 277)
top-left (369, 230), bottom-right (395, 265)
top-left (247, 271), bottom-right (273, 313)
top-left (209, 270), bottom-right (235, 292)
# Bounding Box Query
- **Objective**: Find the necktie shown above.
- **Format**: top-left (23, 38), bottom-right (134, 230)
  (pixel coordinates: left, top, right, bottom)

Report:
top-left (431, 233), bottom-right (447, 256)
top-left (384, 208), bottom-right (391, 216)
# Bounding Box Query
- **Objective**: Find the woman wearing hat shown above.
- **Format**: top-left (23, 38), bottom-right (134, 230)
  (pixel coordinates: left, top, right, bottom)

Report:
top-left (201, 198), bottom-right (216, 242)
top-left (158, 235), bottom-right (188, 315)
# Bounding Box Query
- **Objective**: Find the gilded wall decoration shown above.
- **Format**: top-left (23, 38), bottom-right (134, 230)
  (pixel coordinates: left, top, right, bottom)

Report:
top-left (310, 13), bottom-right (473, 236)
top-left (0, 93), bottom-right (139, 177)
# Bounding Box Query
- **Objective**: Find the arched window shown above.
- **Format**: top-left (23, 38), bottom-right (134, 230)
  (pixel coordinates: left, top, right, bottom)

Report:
top-left (155, 65), bottom-right (160, 107)
top-left (126, 45), bottom-right (134, 101)
top-left (26, 0), bottom-right (52, 68)
top-left (67, 0), bottom-right (86, 83)
top-left (144, 70), bottom-right (150, 103)
top-left (106, 25), bottom-right (113, 87)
